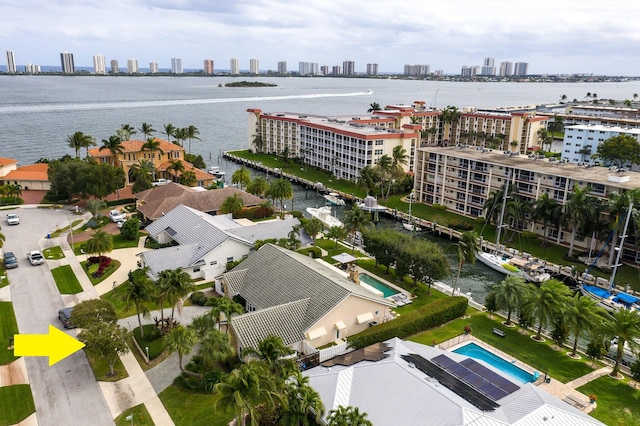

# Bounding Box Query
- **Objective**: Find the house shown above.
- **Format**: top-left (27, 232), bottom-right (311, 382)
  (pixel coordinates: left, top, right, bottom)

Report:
top-left (222, 244), bottom-right (395, 354)
top-left (0, 157), bottom-right (18, 178)
top-left (1, 163), bottom-right (50, 190)
top-left (138, 205), bottom-right (310, 280)
top-left (88, 138), bottom-right (216, 187)
top-left (134, 182), bottom-right (264, 221)
top-left (304, 337), bottom-right (605, 426)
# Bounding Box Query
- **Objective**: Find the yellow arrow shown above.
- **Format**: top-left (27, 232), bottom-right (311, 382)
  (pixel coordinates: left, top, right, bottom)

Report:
top-left (14, 325), bottom-right (86, 366)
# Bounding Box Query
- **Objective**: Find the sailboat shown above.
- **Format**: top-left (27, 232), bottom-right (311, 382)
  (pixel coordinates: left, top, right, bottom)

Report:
top-left (402, 193), bottom-right (422, 232)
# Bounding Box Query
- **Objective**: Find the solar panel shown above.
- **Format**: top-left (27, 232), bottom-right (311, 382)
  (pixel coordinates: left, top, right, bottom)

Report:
top-left (460, 358), bottom-right (520, 394)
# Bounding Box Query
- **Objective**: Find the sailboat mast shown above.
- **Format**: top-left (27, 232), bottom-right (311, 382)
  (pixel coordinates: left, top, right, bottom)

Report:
top-left (609, 202), bottom-right (633, 290)
top-left (495, 173), bottom-right (510, 248)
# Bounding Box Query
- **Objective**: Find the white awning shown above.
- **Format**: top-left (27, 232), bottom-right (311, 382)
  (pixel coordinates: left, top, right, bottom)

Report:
top-left (356, 312), bottom-right (374, 325)
top-left (306, 327), bottom-right (327, 341)
top-left (335, 321), bottom-right (346, 330)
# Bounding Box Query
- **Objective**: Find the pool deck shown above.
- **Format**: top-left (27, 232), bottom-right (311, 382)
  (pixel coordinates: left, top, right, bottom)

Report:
top-left (440, 334), bottom-right (607, 414)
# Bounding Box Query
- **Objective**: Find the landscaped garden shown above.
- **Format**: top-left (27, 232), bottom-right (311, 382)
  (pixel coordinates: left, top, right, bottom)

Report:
top-left (81, 256), bottom-right (121, 285)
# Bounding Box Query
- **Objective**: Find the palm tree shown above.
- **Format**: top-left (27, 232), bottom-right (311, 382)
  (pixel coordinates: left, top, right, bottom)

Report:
top-left (67, 131), bottom-right (95, 158)
top-left (488, 275), bottom-right (527, 325)
top-left (141, 137), bottom-right (165, 161)
top-left (130, 159), bottom-right (155, 191)
top-left (327, 226), bottom-right (347, 249)
top-left (163, 123), bottom-right (176, 143)
top-left (536, 128), bottom-right (552, 152)
top-left (374, 155), bottom-right (393, 200)
top-left (440, 105), bottom-right (461, 143)
top-left (268, 178), bottom-right (293, 212)
top-left (199, 329), bottom-right (234, 368)
top-left (121, 268), bottom-right (152, 337)
top-left (84, 230), bottom-right (113, 257)
top-left (367, 102), bottom-right (381, 113)
top-left (117, 124), bottom-right (137, 141)
top-left (327, 405), bottom-right (372, 426)
top-left (165, 326), bottom-right (197, 371)
top-left (99, 135), bottom-right (124, 165)
top-left (391, 145), bottom-right (408, 177)
top-left (246, 176), bottom-right (270, 197)
top-left (221, 194), bottom-right (244, 216)
top-left (564, 293), bottom-right (604, 357)
top-left (158, 268), bottom-right (195, 327)
top-left (451, 231), bottom-right (479, 294)
top-left (533, 193), bottom-right (560, 247)
top-left (179, 170), bottom-right (197, 187)
top-left (548, 114), bottom-right (565, 134)
top-left (241, 335), bottom-right (296, 380)
top-left (85, 199), bottom-right (106, 218)
top-left (212, 297), bottom-right (244, 334)
top-left (600, 308), bottom-right (640, 376)
top-left (173, 127), bottom-right (188, 147)
top-left (6, 184), bottom-right (22, 203)
top-left (521, 279), bottom-right (571, 341)
top-left (166, 159), bottom-right (185, 181)
top-left (186, 125), bottom-right (200, 154)
top-left (139, 122), bottom-right (156, 141)
top-left (232, 167), bottom-right (251, 190)
top-left (343, 205), bottom-right (371, 253)
top-left (564, 185), bottom-right (597, 257)
top-left (302, 217), bottom-right (325, 245)
top-left (281, 372), bottom-right (325, 426)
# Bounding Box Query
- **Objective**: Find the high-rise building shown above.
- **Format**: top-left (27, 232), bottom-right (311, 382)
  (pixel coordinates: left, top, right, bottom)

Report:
top-left (149, 62), bottom-right (159, 74)
top-left (204, 59), bottom-right (214, 74)
top-left (171, 58), bottom-right (183, 74)
top-left (342, 60), bottom-right (355, 75)
top-left (514, 62), bottom-right (529, 76)
top-left (110, 60), bottom-right (119, 74)
top-left (277, 61), bottom-right (287, 75)
top-left (25, 64), bottom-right (40, 74)
top-left (481, 57), bottom-right (495, 76)
top-left (249, 58), bottom-right (259, 74)
top-left (298, 62), bottom-right (318, 76)
top-left (499, 61), bottom-right (513, 77)
top-left (60, 51), bottom-right (75, 73)
top-left (6, 50), bottom-right (16, 74)
top-left (320, 65), bottom-right (329, 75)
top-left (230, 58), bottom-right (239, 75)
top-left (366, 63), bottom-right (378, 76)
top-left (404, 64), bottom-right (430, 76)
top-left (332, 65), bottom-right (341, 75)
top-left (93, 54), bottom-right (106, 74)
top-left (461, 66), bottom-right (474, 77)
top-left (127, 58), bottom-right (139, 74)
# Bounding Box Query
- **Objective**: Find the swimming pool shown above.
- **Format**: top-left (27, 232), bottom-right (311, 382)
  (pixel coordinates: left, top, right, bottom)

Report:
top-left (359, 273), bottom-right (400, 298)
top-left (453, 342), bottom-right (535, 383)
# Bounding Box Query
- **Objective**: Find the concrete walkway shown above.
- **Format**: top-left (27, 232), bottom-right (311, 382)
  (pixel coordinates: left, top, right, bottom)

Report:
top-left (565, 366), bottom-right (612, 389)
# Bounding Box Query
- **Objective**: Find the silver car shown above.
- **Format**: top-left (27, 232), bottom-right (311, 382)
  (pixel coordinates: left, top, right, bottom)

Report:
top-left (27, 250), bottom-right (45, 266)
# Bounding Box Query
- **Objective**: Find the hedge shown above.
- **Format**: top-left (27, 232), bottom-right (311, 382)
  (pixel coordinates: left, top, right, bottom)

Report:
top-left (347, 296), bottom-right (468, 349)
top-left (106, 198), bottom-right (136, 207)
top-left (298, 246), bottom-right (322, 258)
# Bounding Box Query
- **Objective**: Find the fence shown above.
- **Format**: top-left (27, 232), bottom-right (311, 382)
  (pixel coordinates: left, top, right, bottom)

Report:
top-left (319, 341), bottom-right (353, 363)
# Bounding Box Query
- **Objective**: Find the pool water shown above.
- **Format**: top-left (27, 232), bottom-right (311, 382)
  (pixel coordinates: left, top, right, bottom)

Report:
top-left (453, 343), bottom-right (535, 383)
top-left (358, 273), bottom-right (400, 298)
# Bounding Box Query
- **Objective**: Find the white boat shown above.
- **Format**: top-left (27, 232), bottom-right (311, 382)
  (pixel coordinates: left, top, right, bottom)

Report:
top-left (306, 206), bottom-right (343, 228)
top-left (207, 165), bottom-right (225, 179)
top-left (402, 193), bottom-right (422, 232)
top-left (324, 192), bottom-right (345, 206)
top-left (366, 89), bottom-right (373, 95)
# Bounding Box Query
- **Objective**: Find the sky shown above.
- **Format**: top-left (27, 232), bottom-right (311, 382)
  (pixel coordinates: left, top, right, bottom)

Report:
top-left (2, 0), bottom-right (639, 75)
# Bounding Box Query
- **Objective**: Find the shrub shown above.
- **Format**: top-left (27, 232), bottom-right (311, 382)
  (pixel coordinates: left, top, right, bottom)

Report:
top-left (106, 198), bottom-right (136, 207)
top-left (432, 204), bottom-right (447, 211)
top-left (120, 216), bottom-right (141, 240)
top-left (298, 247), bottom-right (321, 258)
top-left (521, 231), bottom-right (538, 240)
top-left (348, 297), bottom-right (468, 349)
top-left (190, 291), bottom-right (208, 306)
top-left (446, 219), bottom-right (474, 231)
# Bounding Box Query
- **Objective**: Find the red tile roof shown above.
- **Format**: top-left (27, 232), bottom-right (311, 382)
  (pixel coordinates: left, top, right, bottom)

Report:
top-left (3, 163), bottom-right (49, 181)
top-left (88, 138), bottom-right (183, 157)
top-left (0, 157), bottom-right (18, 166)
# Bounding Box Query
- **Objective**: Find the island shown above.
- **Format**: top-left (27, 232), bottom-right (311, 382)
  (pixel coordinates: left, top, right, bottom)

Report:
top-left (222, 81), bottom-right (277, 87)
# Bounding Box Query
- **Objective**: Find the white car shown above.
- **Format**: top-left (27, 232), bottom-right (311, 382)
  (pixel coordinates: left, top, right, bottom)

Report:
top-left (116, 218), bottom-right (127, 229)
top-left (27, 250), bottom-right (45, 266)
top-left (152, 178), bottom-right (170, 187)
top-left (6, 213), bottom-right (19, 225)
top-left (109, 210), bottom-right (126, 223)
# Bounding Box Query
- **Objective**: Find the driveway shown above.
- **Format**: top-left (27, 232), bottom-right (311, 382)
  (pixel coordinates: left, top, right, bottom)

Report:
top-left (3, 206), bottom-right (114, 426)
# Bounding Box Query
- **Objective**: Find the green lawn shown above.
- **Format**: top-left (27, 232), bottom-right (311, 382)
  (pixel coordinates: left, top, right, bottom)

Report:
top-left (0, 302), bottom-right (19, 365)
top-left (0, 268), bottom-right (8, 289)
top-left (0, 385), bottom-right (36, 426)
top-left (81, 259), bottom-right (121, 286)
top-left (49, 219), bottom-right (84, 238)
top-left (42, 246), bottom-right (65, 260)
top-left (577, 376), bottom-right (640, 426)
top-left (51, 265), bottom-right (83, 294)
top-left (112, 233), bottom-right (144, 249)
top-left (102, 283), bottom-right (172, 319)
top-left (160, 384), bottom-right (234, 426)
top-left (114, 403), bottom-right (154, 426)
top-left (133, 325), bottom-right (167, 360)
top-left (85, 349), bottom-right (128, 382)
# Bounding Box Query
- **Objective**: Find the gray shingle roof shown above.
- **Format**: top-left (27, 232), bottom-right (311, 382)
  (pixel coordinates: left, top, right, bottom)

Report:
top-left (226, 217), bottom-right (312, 245)
top-left (141, 244), bottom-right (199, 274)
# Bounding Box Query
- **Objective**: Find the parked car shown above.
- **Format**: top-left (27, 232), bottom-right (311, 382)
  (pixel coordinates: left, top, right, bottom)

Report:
top-left (109, 210), bottom-right (126, 222)
top-left (27, 250), bottom-right (45, 266)
top-left (116, 218), bottom-right (127, 229)
top-left (6, 213), bottom-right (19, 225)
top-left (3, 252), bottom-right (18, 269)
top-left (151, 178), bottom-right (170, 187)
top-left (58, 307), bottom-right (76, 329)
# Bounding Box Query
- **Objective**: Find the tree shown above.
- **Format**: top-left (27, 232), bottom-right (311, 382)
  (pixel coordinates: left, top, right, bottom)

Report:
top-left (533, 193), bottom-right (560, 247)
top-left (342, 205), bottom-right (371, 253)
top-left (600, 308), bottom-right (640, 376)
top-left (232, 167), bottom-right (251, 190)
top-left (407, 241), bottom-right (449, 292)
top-left (165, 326), bottom-right (197, 372)
top-left (166, 159), bottom-right (185, 181)
top-left (163, 123), bottom-right (176, 143)
top-left (374, 155), bottom-right (393, 200)
top-left (251, 134), bottom-right (264, 152)
top-left (0, 231), bottom-right (5, 249)
top-left (207, 296), bottom-right (244, 334)
top-left (138, 122), bottom-right (156, 142)
top-left (521, 279), bottom-right (572, 341)
top-left (564, 293), bottom-right (604, 357)
top-left (117, 124), bottom-right (137, 141)
top-left (596, 134), bottom-right (640, 168)
top-left (130, 159), bottom-right (155, 193)
top-left (67, 131), bottom-right (95, 158)
top-left (242, 335), bottom-right (296, 380)
top-left (357, 166), bottom-right (380, 196)
top-left (84, 230), bottom-right (113, 257)
top-left (179, 170), bottom-right (197, 187)
top-left (173, 127), bottom-right (188, 147)
top-left (199, 329), bottom-right (234, 368)
top-left (440, 105), bottom-right (461, 143)
top-left (78, 321), bottom-right (129, 377)
top-left (246, 176), bottom-right (270, 197)
top-left (186, 125), bottom-right (200, 154)
top-left (70, 299), bottom-right (118, 328)
top-left (548, 114), bottom-right (564, 134)
top-left (488, 275), bottom-right (527, 326)
top-left (221, 194), bottom-right (244, 216)
top-left (281, 372), bottom-right (325, 426)
top-left (327, 405), bottom-right (372, 426)
top-left (630, 359), bottom-right (640, 388)
top-left (141, 137), bottom-right (165, 161)
top-left (451, 231), bottom-right (479, 293)
top-left (268, 178), bottom-right (293, 212)
top-left (121, 268), bottom-right (152, 337)
top-left (536, 128), bottom-right (552, 152)
top-left (367, 102), bottom-right (381, 113)
top-left (120, 216), bottom-right (141, 240)
top-left (564, 185), bottom-right (598, 257)
top-left (327, 226), bottom-right (346, 249)
top-left (86, 199), bottom-right (106, 218)
top-left (301, 217), bottom-right (325, 245)
top-left (99, 135), bottom-right (124, 165)
top-left (157, 268), bottom-right (195, 327)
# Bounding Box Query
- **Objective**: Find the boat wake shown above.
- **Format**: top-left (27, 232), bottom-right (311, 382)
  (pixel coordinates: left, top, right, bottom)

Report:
top-left (0, 92), bottom-right (371, 115)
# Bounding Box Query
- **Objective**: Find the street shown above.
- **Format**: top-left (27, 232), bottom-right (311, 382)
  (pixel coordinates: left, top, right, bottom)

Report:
top-left (3, 207), bottom-right (113, 426)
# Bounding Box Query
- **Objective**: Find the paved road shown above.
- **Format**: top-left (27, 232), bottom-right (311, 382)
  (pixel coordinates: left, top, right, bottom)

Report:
top-left (3, 206), bottom-right (113, 426)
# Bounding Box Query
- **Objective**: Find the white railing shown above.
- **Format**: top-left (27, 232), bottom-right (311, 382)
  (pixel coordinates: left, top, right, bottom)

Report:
top-left (319, 341), bottom-right (352, 362)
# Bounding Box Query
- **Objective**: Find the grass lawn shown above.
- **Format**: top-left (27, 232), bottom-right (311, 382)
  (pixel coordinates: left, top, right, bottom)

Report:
top-left (51, 265), bottom-right (83, 294)
top-left (81, 259), bottom-right (121, 286)
top-left (0, 302), bottom-right (19, 365)
top-left (409, 312), bottom-right (595, 383)
top-left (0, 268), bottom-right (8, 289)
top-left (114, 403), bottom-right (154, 426)
top-left (49, 219), bottom-right (84, 238)
top-left (113, 233), bottom-right (144, 249)
top-left (85, 350), bottom-right (128, 382)
top-left (577, 376), bottom-right (640, 426)
top-left (42, 246), bottom-right (64, 260)
top-left (0, 384), bottom-right (36, 426)
top-left (133, 325), bottom-right (167, 360)
top-left (160, 383), bottom-right (234, 426)
top-left (102, 284), bottom-right (173, 319)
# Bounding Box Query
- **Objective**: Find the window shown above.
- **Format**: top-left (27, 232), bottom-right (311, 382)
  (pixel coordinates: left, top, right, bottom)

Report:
top-left (227, 257), bottom-right (234, 263)
top-left (210, 260), bottom-right (217, 266)
top-left (193, 267), bottom-right (200, 273)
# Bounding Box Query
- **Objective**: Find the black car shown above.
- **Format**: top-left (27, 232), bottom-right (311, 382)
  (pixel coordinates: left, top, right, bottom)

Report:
top-left (3, 252), bottom-right (18, 269)
top-left (58, 307), bottom-right (76, 329)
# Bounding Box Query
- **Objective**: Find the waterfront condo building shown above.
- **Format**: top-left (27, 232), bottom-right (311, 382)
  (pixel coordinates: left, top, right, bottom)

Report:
top-left (127, 59), bottom-right (139, 74)
top-left (277, 61), bottom-right (287, 75)
top-left (562, 124), bottom-right (640, 165)
top-left (298, 62), bottom-right (318, 76)
top-left (404, 64), bottom-right (430, 76)
top-left (110, 60), bottom-right (119, 74)
top-left (249, 58), bottom-right (259, 74)
top-left (499, 61), bottom-right (513, 77)
top-left (60, 51), bottom-right (75, 73)
top-left (366, 63), bottom-right (378, 76)
top-left (481, 57), bottom-right (495, 76)
top-left (93, 54), bottom-right (106, 74)
top-left (204, 59), bottom-right (214, 74)
top-left (230, 58), bottom-right (239, 75)
top-left (514, 62), bottom-right (529, 76)
top-left (171, 58), bottom-right (183, 74)
top-left (6, 50), bottom-right (16, 73)
top-left (25, 64), bottom-right (40, 74)
top-left (149, 62), bottom-right (159, 74)
top-left (413, 146), bottom-right (640, 260)
top-left (342, 60), bottom-right (355, 75)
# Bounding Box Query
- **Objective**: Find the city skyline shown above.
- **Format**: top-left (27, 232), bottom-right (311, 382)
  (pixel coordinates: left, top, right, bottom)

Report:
top-left (1, 1), bottom-right (639, 75)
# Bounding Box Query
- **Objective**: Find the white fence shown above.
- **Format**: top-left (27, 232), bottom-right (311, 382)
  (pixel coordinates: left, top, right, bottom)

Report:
top-left (319, 341), bottom-right (352, 362)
